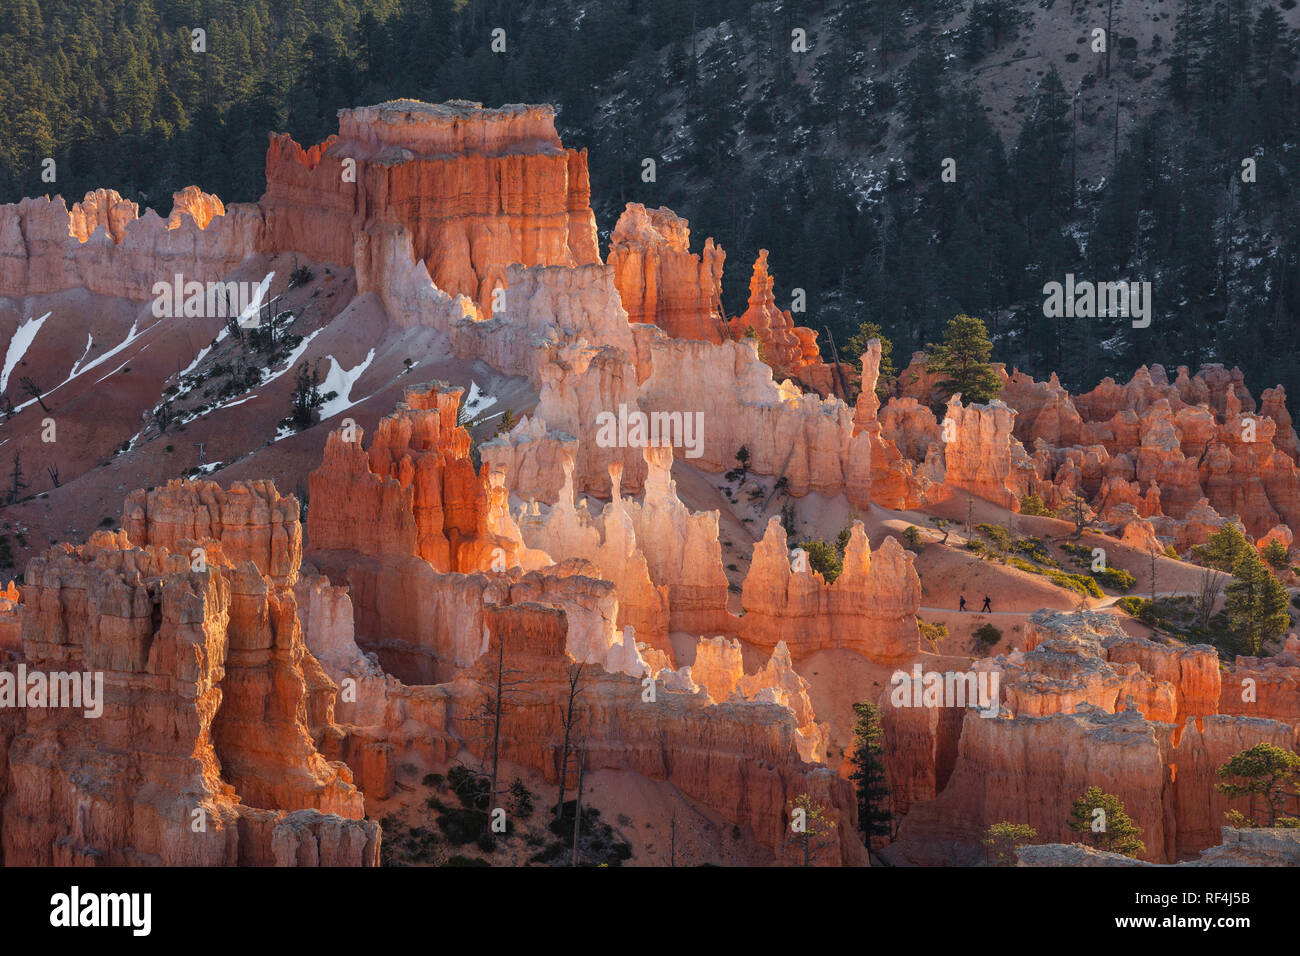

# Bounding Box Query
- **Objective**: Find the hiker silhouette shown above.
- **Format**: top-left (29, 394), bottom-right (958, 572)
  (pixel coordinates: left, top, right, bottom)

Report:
top-left (959, 595), bottom-right (967, 612)
top-left (982, 595), bottom-right (992, 613)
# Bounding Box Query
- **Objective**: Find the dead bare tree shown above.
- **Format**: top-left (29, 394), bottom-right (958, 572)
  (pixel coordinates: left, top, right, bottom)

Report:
top-left (570, 738), bottom-right (587, 867)
top-left (461, 634), bottom-right (532, 820)
top-left (222, 289), bottom-right (245, 343)
top-left (1148, 544), bottom-right (1160, 605)
top-left (153, 400), bottom-right (174, 435)
top-left (1060, 490), bottom-right (1110, 541)
top-left (19, 377), bottom-right (48, 413)
top-left (1195, 566), bottom-right (1228, 628)
top-left (491, 639), bottom-right (530, 807)
top-left (555, 662), bottom-right (586, 821)
top-left (6, 452), bottom-right (26, 504)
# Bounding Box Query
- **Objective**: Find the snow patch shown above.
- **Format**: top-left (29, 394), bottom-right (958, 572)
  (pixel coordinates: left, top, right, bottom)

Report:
top-left (259, 327), bottom-right (325, 388)
top-left (74, 319), bottom-right (144, 379)
top-left (317, 349), bottom-right (376, 421)
top-left (67, 334), bottom-right (94, 380)
top-left (461, 380), bottom-right (498, 418)
top-left (94, 344), bottom-right (149, 385)
top-left (237, 272), bottom-right (275, 327)
top-left (0, 312), bottom-right (50, 393)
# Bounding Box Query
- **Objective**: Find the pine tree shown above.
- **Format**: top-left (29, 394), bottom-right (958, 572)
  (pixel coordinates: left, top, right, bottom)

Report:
top-left (1261, 539), bottom-right (1290, 571)
top-left (866, 0), bottom-right (906, 67)
top-left (926, 314), bottom-right (1003, 404)
top-left (6, 452), bottom-right (26, 505)
top-left (1215, 743), bottom-right (1300, 827)
top-left (1191, 522), bottom-right (1252, 572)
top-left (848, 701), bottom-right (893, 842)
top-left (1225, 549), bottom-right (1290, 655)
top-left (1011, 66), bottom-right (1071, 244)
top-left (1168, 0), bottom-right (1210, 103)
top-left (902, 27), bottom-right (945, 177)
top-left (1067, 786), bottom-right (1145, 858)
top-left (290, 360), bottom-right (323, 430)
top-left (982, 821), bottom-right (1037, 866)
top-left (964, 0), bottom-right (1030, 60)
top-left (782, 793), bottom-right (837, 866)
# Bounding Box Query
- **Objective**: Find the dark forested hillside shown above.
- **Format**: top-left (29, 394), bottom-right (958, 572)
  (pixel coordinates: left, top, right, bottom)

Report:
top-left (3, 0), bottom-right (1300, 404)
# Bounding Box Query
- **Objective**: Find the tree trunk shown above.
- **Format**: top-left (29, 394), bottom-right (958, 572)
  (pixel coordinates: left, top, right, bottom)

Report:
top-left (490, 638), bottom-right (503, 805)
top-left (571, 744), bottom-right (586, 867)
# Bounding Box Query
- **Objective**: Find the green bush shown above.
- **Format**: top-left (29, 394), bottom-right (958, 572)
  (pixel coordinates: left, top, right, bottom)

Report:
top-left (1004, 555), bottom-right (1099, 597)
top-left (436, 808), bottom-right (489, 846)
top-left (1011, 536), bottom-right (1057, 567)
top-left (918, 617), bottom-right (949, 650)
top-left (508, 778), bottom-right (534, 818)
top-left (1093, 567), bottom-right (1136, 591)
top-left (973, 623), bottom-right (1002, 647)
top-left (1018, 492), bottom-right (1053, 517)
top-left (795, 538), bottom-right (843, 583)
top-left (1116, 596), bottom-right (1146, 617)
top-left (1008, 555), bottom-right (1041, 576)
top-left (447, 765), bottom-right (491, 810)
top-left (1116, 596), bottom-right (1159, 625)
top-left (528, 841), bottom-right (568, 864)
top-left (1047, 570), bottom-right (1103, 598)
top-left (976, 523), bottom-right (1011, 553)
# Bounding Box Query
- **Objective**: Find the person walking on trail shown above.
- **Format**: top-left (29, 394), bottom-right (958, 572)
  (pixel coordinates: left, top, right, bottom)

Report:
top-left (958, 595), bottom-right (967, 612)
top-left (982, 595), bottom-right (992, 613)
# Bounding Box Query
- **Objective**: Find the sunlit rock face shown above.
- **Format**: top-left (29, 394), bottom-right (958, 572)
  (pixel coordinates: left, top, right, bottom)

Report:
top-left (262, 99), bottom-right (599, 316)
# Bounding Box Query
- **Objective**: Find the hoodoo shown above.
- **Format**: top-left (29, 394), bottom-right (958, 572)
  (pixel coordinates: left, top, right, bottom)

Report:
top-left (0, 96), bottom-right (1295, 876)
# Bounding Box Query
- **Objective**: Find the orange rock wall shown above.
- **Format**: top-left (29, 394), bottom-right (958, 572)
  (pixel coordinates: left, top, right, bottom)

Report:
top-left (740, 518), bottom-right (921, 663)
top-left (3, 527), bottom-right (375, 866)
top-left (261, 100), bottom-right (599, 316)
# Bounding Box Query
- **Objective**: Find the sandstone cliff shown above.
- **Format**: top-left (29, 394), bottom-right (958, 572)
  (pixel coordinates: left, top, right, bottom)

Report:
top-left (608, 203), bottom-right (728, 342)
top-left (740, 517), bottom-right (921, 663)
top-left (883, 610), bottom-right (1295, 865)
top-left (262, 100), bottom-right (599, 317)
top-left (307, 382), bottom-right (543, 574)
top-left (3, 520), bottom-right (376, 866)
top-left (728, 250), bottom-right (837, 396)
